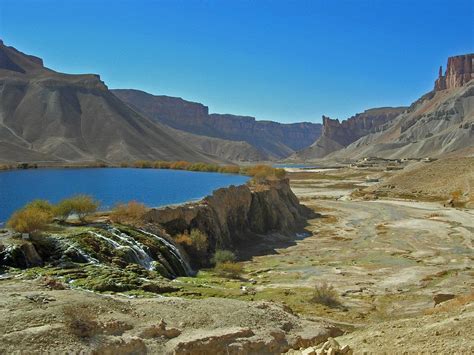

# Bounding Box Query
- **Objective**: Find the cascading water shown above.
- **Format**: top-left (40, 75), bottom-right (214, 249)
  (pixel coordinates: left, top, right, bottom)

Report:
top-left (54, 234), bottom-right (99, 264)
top-left (139, 229), bottom-right (193, 276)
top-left (107, 228), bottom-right (154, 270)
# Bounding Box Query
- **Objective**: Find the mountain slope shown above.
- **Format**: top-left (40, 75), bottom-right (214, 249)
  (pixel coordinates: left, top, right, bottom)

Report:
top-left (291, 107), bottom-right (406, 160)
top-left (112, 89), bottom-right (322, 159)
top-left (327, 54), bottom-right (474, 160)
top-left (0, 40), bottom-right (221, 164)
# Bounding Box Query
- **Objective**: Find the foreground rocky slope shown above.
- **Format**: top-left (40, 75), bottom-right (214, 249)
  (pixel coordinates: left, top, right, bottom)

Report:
top-left (113, 89), bottom-right (322, 160)
top-left (0, 40), bottom-right (221, 164)
top-left (0, 277), bottom-right (342, 354)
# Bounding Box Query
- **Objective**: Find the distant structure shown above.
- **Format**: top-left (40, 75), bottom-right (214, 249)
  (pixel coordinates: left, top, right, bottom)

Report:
top-left (434, 54), bottom-right (474, 91)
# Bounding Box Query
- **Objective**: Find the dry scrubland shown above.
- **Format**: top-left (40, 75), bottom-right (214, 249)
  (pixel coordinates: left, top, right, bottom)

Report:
top-left (1, 159), bottom-right (473, 353)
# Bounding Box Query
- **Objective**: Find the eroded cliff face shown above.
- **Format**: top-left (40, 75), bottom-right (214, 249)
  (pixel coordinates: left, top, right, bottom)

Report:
top-left (144, 179), bottom-right (311, 253)
top-left (291, 107), bottom-right (406, 160)
top-left (113, 89), bottom-right (322, 159)
top-left (435, 54), bottom-right (474, 91)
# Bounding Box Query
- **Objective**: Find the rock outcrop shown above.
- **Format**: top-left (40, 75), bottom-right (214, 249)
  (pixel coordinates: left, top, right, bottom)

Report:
top-left (290, 107), bottom-right (406, 160)
top-left (113, 89), bottom-right (322, 160)
top-left (435, 54), bottom-right (474, 91)
top-left (144, 178), bottom-right (312, 253)
top-left (0, 40), bottom-right (223, 164)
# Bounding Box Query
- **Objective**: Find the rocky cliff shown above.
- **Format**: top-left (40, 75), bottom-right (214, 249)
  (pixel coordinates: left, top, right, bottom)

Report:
top-left (144, 178), bottom-right (311, 254)
top-left (0, 40), bottom-right (222, 164)
top-left (326, 54), bottom-right (474, 160)
top-left (435, 54), bottom-right (473, 91)
top-left (113, 89), bottom-right (322, 160)
top-left (290, 107), bottom-right (406, 160)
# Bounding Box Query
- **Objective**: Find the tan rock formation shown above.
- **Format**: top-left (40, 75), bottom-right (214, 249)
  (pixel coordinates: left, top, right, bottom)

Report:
top-left (435, 54), bottom-right (473, 91)
top-left (144, 178), bottom-right (312, 256)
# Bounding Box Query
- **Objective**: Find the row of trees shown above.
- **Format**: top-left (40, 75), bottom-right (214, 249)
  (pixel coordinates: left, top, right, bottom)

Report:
top-left (123, 160), bottom-right (286, 182)
top-left (7, 195), bottom-right (99, 233)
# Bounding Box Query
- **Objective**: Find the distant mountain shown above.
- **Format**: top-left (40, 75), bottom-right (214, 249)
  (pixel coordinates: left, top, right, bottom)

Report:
top-left (325, 54), bottom-right (474, 160)
top-left (0, 40), bottom-right (221, 164)
top-left (292, 54), bottom-right (474, 161)
top-left (112, 89), bottom-right (322, 159)
top-left (290, 107), bottom-right (406, 160)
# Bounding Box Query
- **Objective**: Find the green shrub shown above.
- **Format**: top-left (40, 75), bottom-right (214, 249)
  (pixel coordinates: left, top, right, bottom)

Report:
top-left (310, 282), bottom-right (341, 308)
top-left (67, 195), bottom-right (100, 222)
top-left (174, 229), bottom-right (209, 258)
top-left (212, 249), bottom-right (236, 264)
top-left (189, 229), bottom-right (208, 253)
top-left (215, 261), bottom-right (243, 279)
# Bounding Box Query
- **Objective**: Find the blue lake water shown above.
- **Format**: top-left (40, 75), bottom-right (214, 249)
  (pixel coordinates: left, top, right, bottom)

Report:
top-left (0, 168), bottom-right (249, 225)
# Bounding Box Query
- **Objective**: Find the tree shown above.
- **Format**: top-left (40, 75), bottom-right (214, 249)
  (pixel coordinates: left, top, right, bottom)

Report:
top-left (54, 199), bottom-right (75, 222)
top-left (109, 201), bottom-right (147, 224)
top-left (7, 206), bottom-right (52, 233)
top-left (68, 195), bottom-right (99, 222)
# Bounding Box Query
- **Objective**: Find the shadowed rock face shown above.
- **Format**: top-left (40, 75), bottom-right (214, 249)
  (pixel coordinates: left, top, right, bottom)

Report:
top-left (435, 54), bottom-right (474, 91)
top-left (144, 179), bottom-right (312, 253)
top-left (0, 41), bottom-right (222, 164)
top-left (113, 89), bottom-right (322, 159)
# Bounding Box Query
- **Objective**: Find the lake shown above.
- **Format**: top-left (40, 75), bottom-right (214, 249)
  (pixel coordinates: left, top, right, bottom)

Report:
top-left (0, 168), bottom-right (249, 225)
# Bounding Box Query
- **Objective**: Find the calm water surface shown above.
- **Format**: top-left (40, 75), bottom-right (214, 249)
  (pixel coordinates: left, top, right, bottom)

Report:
top-left (0, 168), bottom-right (249, 224)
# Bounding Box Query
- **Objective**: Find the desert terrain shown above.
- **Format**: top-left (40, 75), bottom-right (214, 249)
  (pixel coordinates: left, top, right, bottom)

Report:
top-left (1, 158), bottom-right (472, 354)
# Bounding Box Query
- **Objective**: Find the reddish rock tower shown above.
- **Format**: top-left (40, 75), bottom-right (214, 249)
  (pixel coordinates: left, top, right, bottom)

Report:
top-left (434, 54), bottom-right (474, 91)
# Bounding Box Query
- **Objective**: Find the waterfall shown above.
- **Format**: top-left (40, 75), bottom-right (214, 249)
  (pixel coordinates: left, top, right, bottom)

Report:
top-left (88, 230), bottom-right (153, 270)
top-left (107, 228), bottom-right (154, 270)
top-left (54, 234), bottom-right (99, 264)
top-left (139, 229), bottom-right (193, 276)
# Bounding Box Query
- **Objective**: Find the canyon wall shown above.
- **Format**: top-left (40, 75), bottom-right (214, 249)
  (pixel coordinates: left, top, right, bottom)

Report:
top-left (144, 178), bottom-right (311, 253)
top-left (291, 107), bottom-right (406, 160)
top-left (113, 89), bottom-right (322, 159)
top-left (434, 54), bottom-right (474, 91)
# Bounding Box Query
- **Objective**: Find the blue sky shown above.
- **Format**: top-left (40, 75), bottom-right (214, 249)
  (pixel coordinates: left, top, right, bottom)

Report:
top-left (1, 0), bottom-right (472, 123)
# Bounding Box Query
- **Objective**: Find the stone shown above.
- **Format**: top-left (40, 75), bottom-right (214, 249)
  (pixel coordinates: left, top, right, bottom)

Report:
top-left (138, 319), bottom-right (181, 339)
top-left (433, 293), bottom-right (455, 306)
top-left (301, 347), bottom-right (316, 355)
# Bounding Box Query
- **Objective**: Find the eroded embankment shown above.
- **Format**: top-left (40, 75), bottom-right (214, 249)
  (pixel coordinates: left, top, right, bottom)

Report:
top-left (144, 178), bottom-right (312, 253)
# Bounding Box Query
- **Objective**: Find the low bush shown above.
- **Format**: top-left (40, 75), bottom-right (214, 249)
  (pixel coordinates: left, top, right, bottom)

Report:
top-left (215, 261), bottom-right (243, 279)
top-left (63, 305), bottom-right (100, 338)
top-left (218, 165), bottom-right (241, 174)
top-left (175, 229), bottom-right (209, 258)
top-left (310, 281), bottom-right (341, 308)
top-left (244, 164), bottom-right (286, 182)
top-left (7, 205), bottom-right (53, 234)
top-left (212, 249), bottom-right (236, 264)
top-left (109, 201), bottom-right (147, 225)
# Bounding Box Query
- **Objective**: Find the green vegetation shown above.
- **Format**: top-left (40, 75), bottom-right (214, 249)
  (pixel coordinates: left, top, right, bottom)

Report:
top-left (109, 201), bottom-right (148, 225)
top-left (119, 160), bottom-right (286, 181)
top-left (7, 200), bottom-right (54, 233)
top-left (175, 229), bottom-right (209, 263)
top-left (214, 261), bottom-right (243, 278)
top-left (212, 249), bottom-right (236, 264)
top-left (310, 281), bottom-right (341, 308)
top-left (7, 195), bottom-right (100, 233)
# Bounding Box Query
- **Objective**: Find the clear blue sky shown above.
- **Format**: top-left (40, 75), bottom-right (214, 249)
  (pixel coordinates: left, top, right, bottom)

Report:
top-left (1, 0), bottom-right (472, 123)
